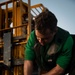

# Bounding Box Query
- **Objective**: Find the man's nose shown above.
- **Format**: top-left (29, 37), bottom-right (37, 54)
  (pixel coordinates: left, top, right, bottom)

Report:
top-left (39, 38), bottom-right (44, 43)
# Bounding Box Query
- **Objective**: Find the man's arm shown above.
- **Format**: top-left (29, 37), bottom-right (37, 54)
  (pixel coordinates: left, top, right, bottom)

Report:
top-left (41, 64), bottom-right (64, 75)
top-left (24, 60), bottom-right (33, 75)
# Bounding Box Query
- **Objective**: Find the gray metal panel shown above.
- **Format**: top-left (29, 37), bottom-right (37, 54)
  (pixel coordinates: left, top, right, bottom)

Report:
top-left (3, 32), bottom-right (12, 66)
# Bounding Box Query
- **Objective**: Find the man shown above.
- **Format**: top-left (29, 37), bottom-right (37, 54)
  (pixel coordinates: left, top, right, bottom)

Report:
top-left (24, 8), bottom-right (73, 75)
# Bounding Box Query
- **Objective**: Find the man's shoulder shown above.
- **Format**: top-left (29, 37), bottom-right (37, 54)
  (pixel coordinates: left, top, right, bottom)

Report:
top-left (30, 30), bottom-right (35, 37)
top-left (31, 30), bottom-right (35, 35)
top-left (57, 27), bottom-right (70, 38)
top-left (55, 27), bottom-right (70, 44)
top-left (29, 30), bottom-right (36, 41)
top-left (57, 27), bottom-right (70, 35)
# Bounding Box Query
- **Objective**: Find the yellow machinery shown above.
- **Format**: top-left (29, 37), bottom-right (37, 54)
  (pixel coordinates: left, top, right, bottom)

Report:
top-left (0, 0), bottom-right (45, 75)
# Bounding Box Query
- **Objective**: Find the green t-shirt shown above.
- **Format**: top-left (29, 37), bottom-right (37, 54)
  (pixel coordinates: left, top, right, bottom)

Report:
top-left (24, 27), bottom-right (73, 70)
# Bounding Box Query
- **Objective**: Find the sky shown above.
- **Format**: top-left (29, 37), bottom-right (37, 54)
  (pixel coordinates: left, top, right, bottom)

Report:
top-left (0, 0), bottom-right (75, 34)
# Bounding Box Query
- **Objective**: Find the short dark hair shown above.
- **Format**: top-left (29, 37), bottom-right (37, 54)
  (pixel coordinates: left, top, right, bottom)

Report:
top-left (35, 8), bottom-right (58, 34)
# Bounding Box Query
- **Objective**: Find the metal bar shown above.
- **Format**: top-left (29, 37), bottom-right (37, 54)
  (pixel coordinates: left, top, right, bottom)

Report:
top-left (0, 0), bottom-right (17, 6)
top-left (0, 24), bottom-right (27, 32)
top-left (35, 8), bottom-right (41, 14)
top-left (31, 3), bottom-right (44, 9)
top-left (27, 0), bottom-right (31, 39)
top-left (0, 6), bottom-right (1, 30)
top-left (31, 9), bottom-right (38, 16)
top-left (5, 2), bottom-right (8, 28)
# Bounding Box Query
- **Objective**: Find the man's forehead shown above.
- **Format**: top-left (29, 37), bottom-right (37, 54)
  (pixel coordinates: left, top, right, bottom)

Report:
top-left (35, 29), bottom-right (52, 37)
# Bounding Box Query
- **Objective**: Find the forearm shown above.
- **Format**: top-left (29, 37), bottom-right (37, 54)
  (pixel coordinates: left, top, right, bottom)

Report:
top-left (41, 64), bottom-right (64, 75)
top-left (24, 60), bottom-right (33, 75)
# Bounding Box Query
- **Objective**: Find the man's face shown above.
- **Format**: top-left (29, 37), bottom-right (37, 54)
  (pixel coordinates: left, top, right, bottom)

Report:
top-left (35, 29), bottom-right (56, 46)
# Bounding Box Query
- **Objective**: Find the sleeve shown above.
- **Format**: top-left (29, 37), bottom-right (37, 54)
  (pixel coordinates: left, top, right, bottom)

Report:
top-left (56, 36), bottom-right (74, 69)
top-left (24, 31), bottom-right (36, 61)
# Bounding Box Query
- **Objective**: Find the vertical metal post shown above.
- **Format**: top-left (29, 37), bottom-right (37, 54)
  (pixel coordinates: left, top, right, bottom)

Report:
top-left (5, 2), bottom-right (8, 28)
top-left (27, 0), bottom-right (31, 39)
